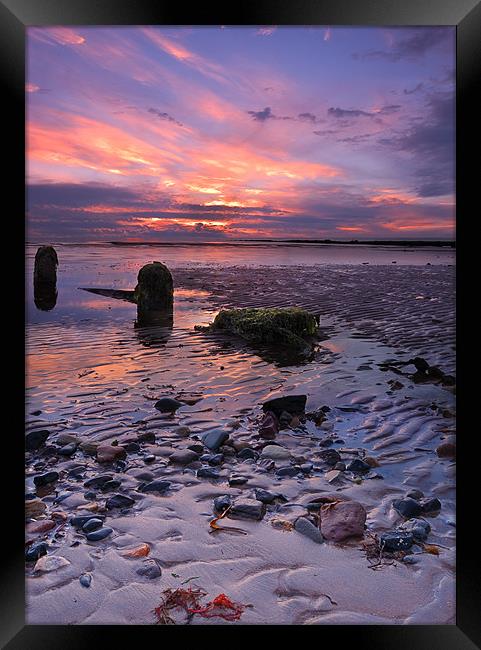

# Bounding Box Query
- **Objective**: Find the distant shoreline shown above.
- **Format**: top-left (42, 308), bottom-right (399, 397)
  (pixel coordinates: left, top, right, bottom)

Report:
top-left (27, 239), bottom-right (455, 249)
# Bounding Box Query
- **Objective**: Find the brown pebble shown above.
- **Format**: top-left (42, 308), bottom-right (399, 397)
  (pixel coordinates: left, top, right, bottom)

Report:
top-left (436, 442), bottom-right (456, 459)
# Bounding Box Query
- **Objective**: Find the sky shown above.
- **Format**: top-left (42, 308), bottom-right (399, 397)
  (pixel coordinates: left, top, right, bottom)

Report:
top-left (26, 26), bottom-right (455, 242)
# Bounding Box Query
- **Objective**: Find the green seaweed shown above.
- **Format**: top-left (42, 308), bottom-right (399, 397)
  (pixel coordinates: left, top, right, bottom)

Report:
top-left (196, 307), bottom-right (319, 353)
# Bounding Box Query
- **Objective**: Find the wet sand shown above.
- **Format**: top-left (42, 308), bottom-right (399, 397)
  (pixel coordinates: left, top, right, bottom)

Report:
top-left (26, 252), bottom-right (455, 625)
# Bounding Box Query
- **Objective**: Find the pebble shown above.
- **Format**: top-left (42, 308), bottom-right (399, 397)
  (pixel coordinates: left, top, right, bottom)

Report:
top-left (79, 573), bottom-right (92, 588)
top-left (276, 466), bottom-right (300, 478)
top-left (405, 489), bottom-right (424, 501)
top-left (346, 459), bottom-right (371, 473)
top-left (101, 480), bottom-right (122, 492)
top-left (26, 541), bottom-right (49, 562)
top-left (436, 442), bottom-right (456, 459)
top-left (229, 476), bottom-right (248, 486)
top-left (213, 495), bottom-right (232, 513)
top-left (26, 519), bottom-right (55, 534)
top-left (34, 555), bottom-right (70, 572)
top-left (136, 559), bottom-right (162, 579)
top-left (325, 469), bottom-right (342, 483)
top-left (420, 497), bottom-right (442, 514)
top-left (237, 448), bottom-right (258, 461)
top-left (84, 475), bottom-right (113, 489)
top-left (105, 494), bottom-right (135, 510)
top-left (254, 489), bottom-right (277, 504)
top-left (398, 518), bottom-right (431, 542)
top-left (261, 445), bottom-right (291, 461)
top-left (25, 498), bottom-right (47, 518)
top-left (71, 514), bottom-right (105, 528)
top-left (172, 425), bottom-right (191, 437)
top-left (197, 467), bottom-right (220, 479)
top-left (320, 500), bottom-right (366, 542)
top-left (86, 527), bottom-right (113, 541)
top-left (294, 517), bottom-right (324, 544)
top-left (262, 395), bottom-right (307, 418)
top-left (200, 453), bottom-right (223, 466)
top-left (84, 491), bottom-right (97, 500)
top-left (57, 443), bottom-right (77, 457)
top-left (82, 518), bottom-right (104, 533)
top-left (380, 531), bottom-right (414, 551)
top-left (154, 397), bottom-right (184, 413)
top-left (26, 430), bottom-right (50, 452)
top-left (96, 444), bottom-right (127, 464)
top-left (300, 463), bottom-right (313, 474)
top-left (187, 444), bottom-right (204, 454)
top-left (34, 471), bottom-right (59, 487)
top-left (130, 470), bottom-right (154, 482)
top-left (392, 498), bottom-right (423, 519)
top-left (318, 449), bottom-right (341, 466)
top-left (202, 430), bottom-right (229, 452)
top-left (334, 462), bottom-right (346, 471)
top-left (169, 449), bottom-right (199, 465)
top-left (143, 455), bottom-right (156, 464)
top-left (140, 480), bottom-right (171, 494)
top-left (229, 499), bottom-right (266, 521)
top-left (402, 555), bottom-right (421, 565)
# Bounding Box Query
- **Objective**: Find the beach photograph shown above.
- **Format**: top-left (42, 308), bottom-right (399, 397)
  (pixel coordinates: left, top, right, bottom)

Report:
top-left (25, 26), bottom-right (455, 625)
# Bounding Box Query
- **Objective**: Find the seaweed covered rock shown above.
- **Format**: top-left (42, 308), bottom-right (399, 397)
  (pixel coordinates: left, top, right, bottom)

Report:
top-left (134, 262), bottom-right (174, 314)
top-left (196, 307), bottom-right (319, 353)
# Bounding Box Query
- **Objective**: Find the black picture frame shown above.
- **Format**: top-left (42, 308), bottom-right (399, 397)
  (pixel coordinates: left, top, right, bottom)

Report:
top-left (2, 0), bottom-right (478, 647)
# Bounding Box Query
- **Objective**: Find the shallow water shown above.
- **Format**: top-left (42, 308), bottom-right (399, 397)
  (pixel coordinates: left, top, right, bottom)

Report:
top-left (25, 243), bottom-right (456, 625)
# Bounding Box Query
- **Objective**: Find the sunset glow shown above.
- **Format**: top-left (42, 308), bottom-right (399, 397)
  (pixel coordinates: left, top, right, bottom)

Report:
top-left (26, 26), bottom-right (455, 241)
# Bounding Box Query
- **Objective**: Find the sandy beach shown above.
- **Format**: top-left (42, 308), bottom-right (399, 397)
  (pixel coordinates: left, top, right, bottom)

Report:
top-left (25, 244), bottom-right (455, 625)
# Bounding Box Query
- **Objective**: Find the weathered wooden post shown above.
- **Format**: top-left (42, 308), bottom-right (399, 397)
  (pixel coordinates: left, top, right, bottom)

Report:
top-left (33, 245), bottom-right (58, 311)
top-left (134, 261), bottom-right (174, 326)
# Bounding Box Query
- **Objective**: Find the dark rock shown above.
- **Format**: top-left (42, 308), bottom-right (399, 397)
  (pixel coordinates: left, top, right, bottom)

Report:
top-left (334, 462), bottom-right (346, 471)
top-left (140, 480), bottom-right (171, 494)
top-left (197, 467), bottom-right (220, 479)
top-left (318, 438), bottom-right (334, 447)
top-left (319, 500), bottom-right (366, 542)
top-left (213, 495), bottom-right (232, 514)
top-left (254, 489), bottom-right (277, 504)
top-left (427, 366), bottom-right (444, 380)
top-left (136, 559), bottom-right (162, 579)
top-left (300, 463), bottom-right (313, 473)
top-left (26, 430), bottom-right (50, 452)
top-left (411, 357), bottom-right (430, 372)
top-left (262, 394), bottom-right (307, 418)
top-left (380, 531), bottom-right (414, 552)
top-left (84, 475), bottom-right (113, 489)
top-left (259, 411), bottom-right (279, 439)
top-left (398, 518), bottom-right (431, 542)
top-left (436, 442), bottom-right (456, 459)
top-left (392, 498), bottom-right (422, 519)
top-left (412, 370), bottom-right (430, 384)
top-left (33, 471), bottom-right (59, 487)
top-left (26, 542), bottom-right (48, 562)
top-left (154, 397), bottom-right (184, 413)
top-left (137, 431), bottom-right (156, 443)
top-left (346, 459), bottom-right (371, 473)
top-left (420, 498), bottom-right (441, 514)
top-left (276, 466), bottom-right (300, 478)
top-left (442, 374), bottom-right (455, 386)
top-left (123, 442), bottom-right (141, 453)
top-left (105, 494), bottom-right (135, 510)
top-left (84, 491), bottom-right (97, 500)
top-left (79, 573), bottom-right (92, 588)
top-left (100, 480), bottom-right (122, 492)
top-left (229, 476), bottom-right (248, 486)
top-left (70, 514), bottom-right (105, 529)
top-left (318, 449), bottom-right (341, 466)
top-left (229, 499), bottom-right (266, 521)
top-left (143, 454), bottom-right (155, 464)
top-left (295, 517), bottom-right (324, 543)
top-left (202, 430), bottom-right (229, 452)
top-left (86, 527), bottom-right (113, 541)
top-left (82, 518), bottom-right (104, 533)
top-left (57, 443), bottom-right (77, 457)
top-left (237, 448), bottom-right (258, 461)
top-left (188, 444), bottom-right (205, 454)
top-left (169, 449), bottom-right (199, 465)
top-left (200, 453), bottom-right (224, 466)
top-left (405, 489), bottom-right (424, 501)
top-left (279, 411), bottom-right (294, 429)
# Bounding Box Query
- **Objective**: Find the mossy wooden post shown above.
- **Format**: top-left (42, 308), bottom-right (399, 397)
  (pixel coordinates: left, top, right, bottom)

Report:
top-left (33, 245), bottom-right (58, 311)
top-left (134, 261), bottom-right (174, 326)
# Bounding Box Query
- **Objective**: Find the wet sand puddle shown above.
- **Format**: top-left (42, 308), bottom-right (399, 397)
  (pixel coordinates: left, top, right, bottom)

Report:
top-left (26, 261), bottom-right (455, 625)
